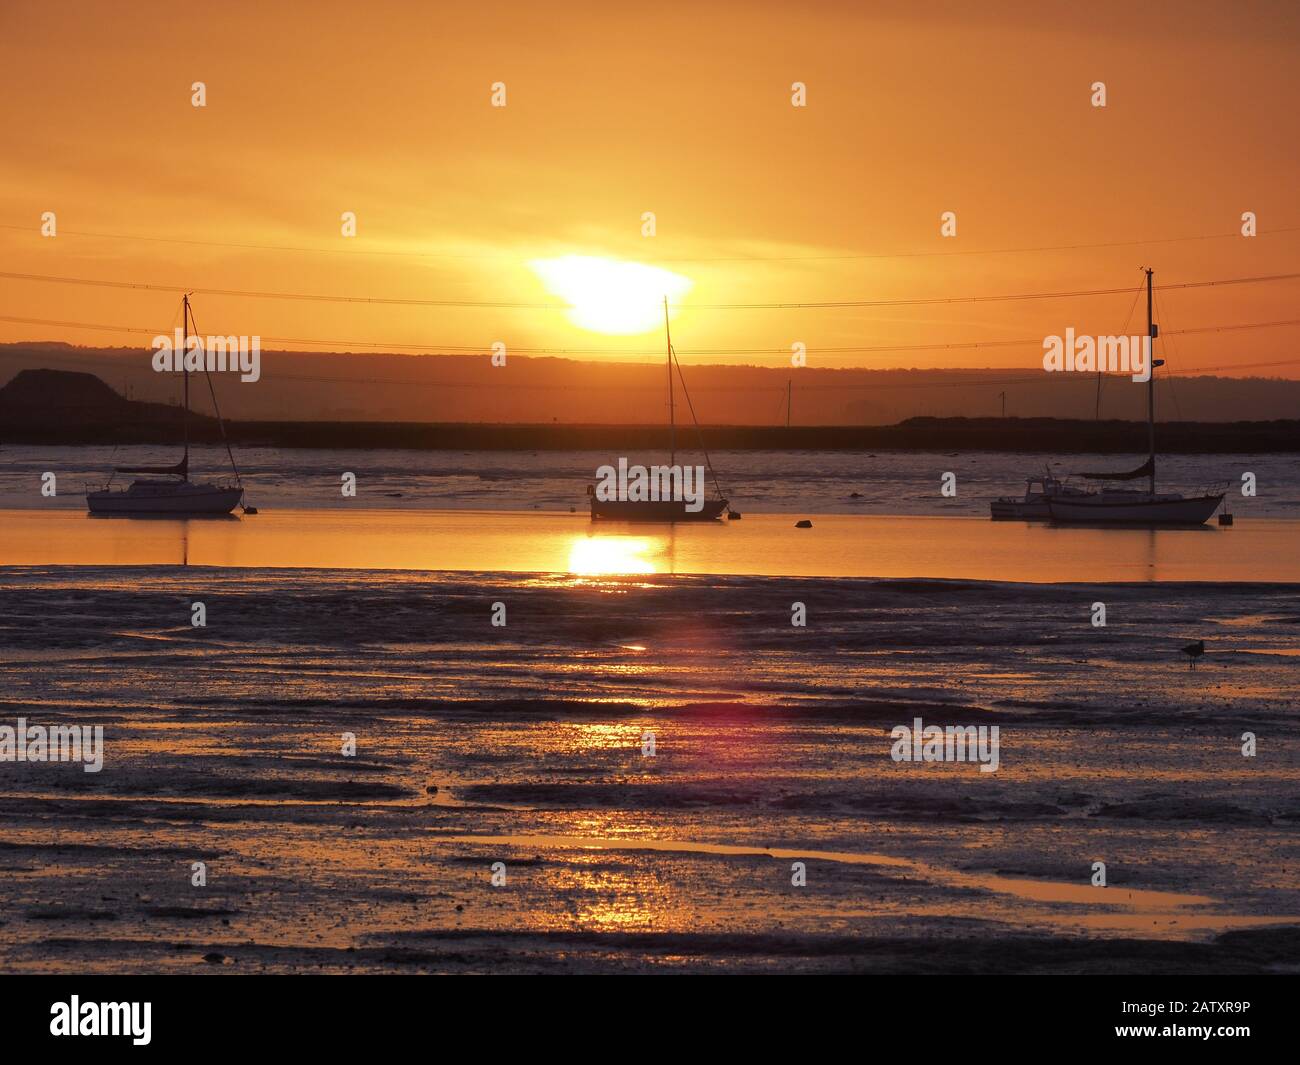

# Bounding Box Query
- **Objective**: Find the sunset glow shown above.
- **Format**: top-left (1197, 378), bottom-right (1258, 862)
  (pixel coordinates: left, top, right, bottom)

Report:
top-left (530, 256), bottom-right (693, 335)
top-left (2, 1), bottom-right (1296, 382)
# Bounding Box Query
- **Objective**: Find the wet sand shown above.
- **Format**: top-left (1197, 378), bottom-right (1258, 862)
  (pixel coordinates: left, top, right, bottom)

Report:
top-left (1, 566), bottom-right (1298, 973)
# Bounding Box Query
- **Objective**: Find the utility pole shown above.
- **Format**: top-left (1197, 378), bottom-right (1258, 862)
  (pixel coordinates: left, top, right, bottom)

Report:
top-left (786, 379), bottom-right (792, 428)
top-left (998, 390), bottom-right (1006, 418)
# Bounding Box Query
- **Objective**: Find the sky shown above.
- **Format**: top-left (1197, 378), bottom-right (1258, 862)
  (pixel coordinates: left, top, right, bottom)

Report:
top-left (1, 0), bottom-right (1297, 378)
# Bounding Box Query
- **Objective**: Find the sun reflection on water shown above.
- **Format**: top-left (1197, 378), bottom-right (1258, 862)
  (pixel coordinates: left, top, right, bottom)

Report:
top-left (567, 535), bottom-right (657, 575)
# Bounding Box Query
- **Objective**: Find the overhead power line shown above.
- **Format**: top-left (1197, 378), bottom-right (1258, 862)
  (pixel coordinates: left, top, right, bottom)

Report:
top-left (2, 268), bottom-right (1299, 311)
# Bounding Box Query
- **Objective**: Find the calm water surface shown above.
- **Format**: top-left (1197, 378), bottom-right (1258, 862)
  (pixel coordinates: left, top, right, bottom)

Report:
top-left (2, 509), bottom-right (1296, 581)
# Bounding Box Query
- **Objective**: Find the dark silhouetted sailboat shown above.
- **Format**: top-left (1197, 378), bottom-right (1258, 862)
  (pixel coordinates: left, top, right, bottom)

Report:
top-left (1043, 269), bottom-right (1226, 526)
top-left (86, 295), bottom-right (244, 516)
top-left (588, 299), bottom-right (729, 522)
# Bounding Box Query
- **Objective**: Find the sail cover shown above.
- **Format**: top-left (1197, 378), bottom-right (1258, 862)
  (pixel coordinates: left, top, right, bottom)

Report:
top-left (115, 455), bottom-right (188, 478)
top-left (1075, 456), bottom-right (1153, 481)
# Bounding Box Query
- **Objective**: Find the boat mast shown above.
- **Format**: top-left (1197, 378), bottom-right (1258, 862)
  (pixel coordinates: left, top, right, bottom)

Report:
top-left (1145, 268), bottom-right (1155, 497)
top-left (664, 295), bottom-right (675, 465)
top-left (182, 293), bottom-right (191, 479)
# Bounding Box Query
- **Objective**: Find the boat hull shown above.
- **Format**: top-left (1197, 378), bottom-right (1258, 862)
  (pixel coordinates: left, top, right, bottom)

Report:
top-left (87, 483), bottom-right (243, 516)
top-left (990, 499), bottom-right (1050, 520)
top-left (1046, 493), bottom-right (1225, 526)
top-left (989, 476), bottom-right (1093, 522)
top-left (590, 498), bottom-right (728, 522)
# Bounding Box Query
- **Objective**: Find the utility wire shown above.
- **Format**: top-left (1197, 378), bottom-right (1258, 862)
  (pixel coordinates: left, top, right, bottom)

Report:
top-left (3, 268), bottom-right (1300, 312)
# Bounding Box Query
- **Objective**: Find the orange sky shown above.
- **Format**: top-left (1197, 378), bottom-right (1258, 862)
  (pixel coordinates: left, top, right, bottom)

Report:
top-left (1, 0), bottom-right (1297, 375)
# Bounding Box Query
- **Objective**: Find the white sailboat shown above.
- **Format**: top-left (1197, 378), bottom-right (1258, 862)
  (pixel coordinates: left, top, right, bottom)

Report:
top-left (86, 295), bottom-right (245, 517)
top-left (1046, 269), bottom-right (1226, 526)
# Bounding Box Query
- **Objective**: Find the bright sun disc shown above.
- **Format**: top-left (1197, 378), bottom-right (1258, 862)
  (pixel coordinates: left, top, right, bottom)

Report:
top-left (529, 255), bottom-right (692, 335)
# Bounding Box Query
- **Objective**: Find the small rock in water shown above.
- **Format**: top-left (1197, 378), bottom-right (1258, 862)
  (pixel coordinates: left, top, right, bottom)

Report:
top-left (425, 784), bottom-right (439, 795)
top-left (849, 491), bottom-right (862, 498)
top-left (202, 952), bottom-right (226, 965)
top-left (795, 519), bottom-right (813, 528)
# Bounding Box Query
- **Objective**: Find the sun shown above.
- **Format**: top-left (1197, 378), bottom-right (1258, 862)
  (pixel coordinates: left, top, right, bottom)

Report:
top-left (529, 255), bottom-right (693, 335)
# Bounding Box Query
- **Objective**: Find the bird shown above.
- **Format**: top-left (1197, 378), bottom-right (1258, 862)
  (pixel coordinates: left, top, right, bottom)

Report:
top-left (1181, 640), bottom-right (1205, 669)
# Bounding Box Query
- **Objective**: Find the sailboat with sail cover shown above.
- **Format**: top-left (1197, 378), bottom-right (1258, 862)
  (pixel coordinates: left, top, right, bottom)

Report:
top-left (1045, 269), bottom-right (1226, 526)
top-left (588, 299), bottom-right (730, 521)
top-left (86, 295), bottom-right (245, 516)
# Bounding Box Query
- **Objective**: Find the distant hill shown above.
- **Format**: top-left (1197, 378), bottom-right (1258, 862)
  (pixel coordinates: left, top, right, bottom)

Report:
top-left (1, 369), bottom-right (1296, 451)
top-left (1, 367), bottom-right (129, 412)
top-left (2, 342), bottom-right (1299, 426)
top-left (0, 368), bottom-right (215, 441)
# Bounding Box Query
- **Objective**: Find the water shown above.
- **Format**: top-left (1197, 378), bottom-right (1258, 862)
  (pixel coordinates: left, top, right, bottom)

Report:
top-left (3, 510), bottom-right (1299, 581)
top-left (1, 445), bottom-right (1292, 516)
